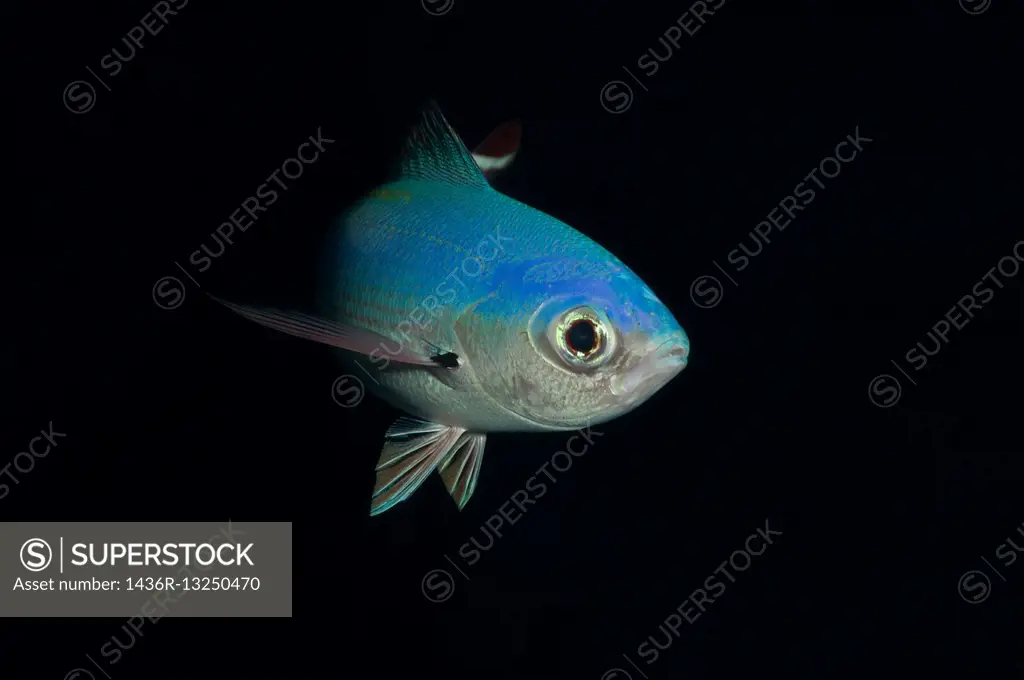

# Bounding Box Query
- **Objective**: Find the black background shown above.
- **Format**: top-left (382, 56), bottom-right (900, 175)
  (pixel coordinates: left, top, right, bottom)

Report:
top-left (6, 0), bottom-right (1023, 677)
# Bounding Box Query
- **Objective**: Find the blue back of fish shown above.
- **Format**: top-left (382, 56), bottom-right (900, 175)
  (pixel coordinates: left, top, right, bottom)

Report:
top-left (320, 179), bottom-right (625, 338)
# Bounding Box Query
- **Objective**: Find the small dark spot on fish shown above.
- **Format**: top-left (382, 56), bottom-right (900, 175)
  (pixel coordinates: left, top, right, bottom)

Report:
top-left (430, 352), bottom-right (461, 369)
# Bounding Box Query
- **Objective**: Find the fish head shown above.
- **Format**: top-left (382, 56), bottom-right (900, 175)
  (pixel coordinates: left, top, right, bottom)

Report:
top-left (454, 256), bottom-right (689, 430)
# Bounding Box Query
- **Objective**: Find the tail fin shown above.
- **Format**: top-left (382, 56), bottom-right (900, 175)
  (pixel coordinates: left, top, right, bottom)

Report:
top-left (472, 119), bottom-right (521, 181)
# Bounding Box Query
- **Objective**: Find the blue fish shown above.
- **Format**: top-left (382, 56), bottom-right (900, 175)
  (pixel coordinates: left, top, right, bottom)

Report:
top-left (215, 103), bottom-right (690, 516)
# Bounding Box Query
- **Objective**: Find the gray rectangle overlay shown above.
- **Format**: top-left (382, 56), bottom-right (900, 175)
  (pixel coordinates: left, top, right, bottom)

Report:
top-left (1, 521), bottom-right (291, 617)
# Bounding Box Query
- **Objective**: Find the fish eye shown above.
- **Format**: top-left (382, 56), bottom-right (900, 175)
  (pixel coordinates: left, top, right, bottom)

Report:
top-left (555, 307), bottom-right (613, 367)
top-left (565, 319), bottom-right (599, 357)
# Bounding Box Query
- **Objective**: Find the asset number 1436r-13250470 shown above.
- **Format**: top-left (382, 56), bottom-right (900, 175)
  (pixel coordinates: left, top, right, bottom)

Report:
top-left (125, 576), bottom-right (261, 591)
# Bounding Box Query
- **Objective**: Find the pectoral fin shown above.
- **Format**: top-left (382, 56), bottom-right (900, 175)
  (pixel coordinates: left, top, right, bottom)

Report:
top-left (370, 417), bottom-right (467, 516)
top-left (438, 433), bottom-right (486, 510)
top-left (211, 297), bottom-right (436, 366)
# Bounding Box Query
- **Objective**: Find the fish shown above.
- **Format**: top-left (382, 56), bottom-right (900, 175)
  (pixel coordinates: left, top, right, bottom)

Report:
top-left (213, 102), bottom-right (690, 516)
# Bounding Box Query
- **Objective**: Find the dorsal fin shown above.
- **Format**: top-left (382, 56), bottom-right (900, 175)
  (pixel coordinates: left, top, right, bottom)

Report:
top-left (394, 101), bottom-right (490, 189)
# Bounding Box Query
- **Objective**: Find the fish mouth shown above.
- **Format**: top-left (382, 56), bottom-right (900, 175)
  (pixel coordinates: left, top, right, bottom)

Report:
top-left (610, 337), bottom-right (688, 396)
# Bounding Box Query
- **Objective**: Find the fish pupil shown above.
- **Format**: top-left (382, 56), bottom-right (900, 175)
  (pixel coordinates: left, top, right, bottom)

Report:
top-left (566, 320), bottom-right (598, 356)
